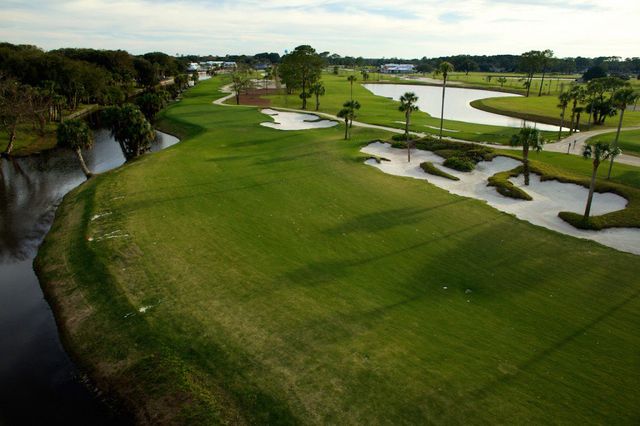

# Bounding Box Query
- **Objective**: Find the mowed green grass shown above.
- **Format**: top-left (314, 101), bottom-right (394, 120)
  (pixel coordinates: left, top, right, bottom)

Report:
top-left (38, 76), bottom-right (640, 424)
top-left (587, 129), bottom-right (640, 157)
top-left (263, 73), bottom-right (561, 144)
top-left (475, 95), bottom-right (640, 129)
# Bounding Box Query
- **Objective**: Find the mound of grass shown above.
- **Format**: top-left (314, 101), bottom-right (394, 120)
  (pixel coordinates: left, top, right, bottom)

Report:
top-left (420, 161), bottom-right (460, 180)
top-left (487, 166), bottom-right (533, 200)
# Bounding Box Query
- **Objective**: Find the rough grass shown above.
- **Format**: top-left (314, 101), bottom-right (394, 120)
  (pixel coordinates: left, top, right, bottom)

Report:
top-left (36, 76), bottom-right (640, 425)
top-left (419, 161), bottom-right (460, 180)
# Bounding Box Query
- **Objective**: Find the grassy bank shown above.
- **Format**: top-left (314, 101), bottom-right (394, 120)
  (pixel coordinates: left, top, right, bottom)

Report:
top-left (37, 76), bottom-right (640, 424)
top-left (474, 96), bottom-right (640, 130)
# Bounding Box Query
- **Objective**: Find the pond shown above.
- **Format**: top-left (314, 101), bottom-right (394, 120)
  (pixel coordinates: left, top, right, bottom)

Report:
top-left (363, 83), bottom-right (564, 132)
top-left (0, 129), bottom-right (178, 425)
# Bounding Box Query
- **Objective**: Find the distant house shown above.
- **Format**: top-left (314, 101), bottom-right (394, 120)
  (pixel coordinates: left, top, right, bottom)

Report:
top-left (187, 62), bottom-right (200, 71)
top-left (223, 61), bottom-right (237, 69)
top-left (254, 63), bottom-right (270, 71)
top-left (380, 63), bottom-right (415, 74)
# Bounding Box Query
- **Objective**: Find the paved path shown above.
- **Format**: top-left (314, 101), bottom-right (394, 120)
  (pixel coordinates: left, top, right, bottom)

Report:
top-left (214, 85), bottom-right (639, 167)
top-left (545, 127), bottom-right (640, 167)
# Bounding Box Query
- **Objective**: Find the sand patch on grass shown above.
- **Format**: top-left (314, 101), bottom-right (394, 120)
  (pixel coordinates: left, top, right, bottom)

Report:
top-left (260, 109), bottom-right (338, 131)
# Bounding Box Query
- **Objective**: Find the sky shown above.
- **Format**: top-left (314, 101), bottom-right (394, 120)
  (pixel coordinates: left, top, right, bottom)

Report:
top-left (0, 0), bottom-right (638, 59)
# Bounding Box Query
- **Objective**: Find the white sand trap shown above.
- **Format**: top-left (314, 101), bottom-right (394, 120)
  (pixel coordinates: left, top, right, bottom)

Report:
top-left (260, 108), bottom-right (338, 130)
top-left (361, 142), bottom-right (640, 255)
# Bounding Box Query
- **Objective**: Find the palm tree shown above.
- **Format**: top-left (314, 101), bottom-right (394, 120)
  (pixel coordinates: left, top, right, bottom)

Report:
top-left (337, 108), bottom-right (350, 140)
top-left (343, 100), bottom-right (361, 128)
top-left (557, 91), bottom-right (571, 140)
top-left (309, 82), bottom-right (325, 111)
top-left (104, 104), bottom-right (155, 160)
top-left (573, 106), bottom-right (585, 132)
top-left (435, 61), bottom-right (454, 141)
top-left (607, 88), bottom-right (639, 179)
top-left (347, 75), bottom-right (357, 101)
top-left (582, 142), bottom-right (621, 219)
top-left (398, 92), bottom-right (419, 162)
top-left (497, 77), bottom-right (507, 87)
top-left (568, 86), bottom-right (585, 135)
top-left (510, 127), bottom-right (544, 186)
top-left (56, 119), bottom-right (94, 178)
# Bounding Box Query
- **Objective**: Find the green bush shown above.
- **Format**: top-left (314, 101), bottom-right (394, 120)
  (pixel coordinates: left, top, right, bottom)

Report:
top-left (420, 162), bottom-right (460, 180)
top-left (487, 166), bottom-right (533, 200)
top-left (443, 156), bottom-right (475, 172)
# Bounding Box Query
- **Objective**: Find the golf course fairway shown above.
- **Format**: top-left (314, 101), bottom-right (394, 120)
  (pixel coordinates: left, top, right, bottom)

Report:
top-left (36, 76), bottom-right (640, 425)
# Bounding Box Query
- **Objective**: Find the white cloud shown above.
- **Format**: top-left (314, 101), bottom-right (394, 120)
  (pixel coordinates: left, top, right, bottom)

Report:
top-left (0, 0), bottom-right (637, 58)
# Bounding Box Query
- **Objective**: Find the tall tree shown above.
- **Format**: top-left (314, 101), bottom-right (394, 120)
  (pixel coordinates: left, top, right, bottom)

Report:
top-left (309, 81), bottom-right (325, 111)
top-left (537, 50), bottom-right (554, 96)
top-left (582, 142), bottom-right (620, 219)
top-left (103, 104), bottom-right (155, 160)
top-left (557, 91), bottom-right (571, 140)
top-left (510, 127), bottom-right (544, 186)
top-left (606, 87), bottom-right (639, 178)
top-left (568, 85), bottom-right (586, 134)
top-left (342, 100), bottom-right (361, 129)
top-left (279, 45), bottom-right (324, 109)
top-left (435, 61), bottom-right (454, 142)
top-left (56, 119), bottom-right (94, 178)
top-left (347, 75), bottom-right (357, 101)
top-left (519, 50), bottom-right (541, 97)
top-left (398, 92), bottom-right (419, 162)
top-left (337, 107), bottom-right (350, 140)
top-left (0, 79), bottom-right (32, 156)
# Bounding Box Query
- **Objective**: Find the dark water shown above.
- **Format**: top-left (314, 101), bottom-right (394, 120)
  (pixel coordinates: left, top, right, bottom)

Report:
top-left (0, 130), bottom-right (178, 425)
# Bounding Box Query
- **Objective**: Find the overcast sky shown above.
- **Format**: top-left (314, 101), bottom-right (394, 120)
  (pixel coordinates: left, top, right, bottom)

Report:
top-left (0, 0), bottom-right (637, 58)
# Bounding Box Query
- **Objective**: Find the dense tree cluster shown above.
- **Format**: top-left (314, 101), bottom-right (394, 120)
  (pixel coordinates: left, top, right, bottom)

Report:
top-left (0, 42), bottom-right (185, 108)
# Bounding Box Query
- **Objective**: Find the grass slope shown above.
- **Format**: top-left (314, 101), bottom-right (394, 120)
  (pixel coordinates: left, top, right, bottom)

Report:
top-left (474, 96), bottom-right (640, 130)
top-left (37, 76), bottom-right (640, 425)
top-left (262, 73), bottom-right (561, 145)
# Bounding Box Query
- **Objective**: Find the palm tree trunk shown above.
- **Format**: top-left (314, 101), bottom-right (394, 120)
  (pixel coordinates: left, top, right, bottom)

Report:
top-left (75, 147), bottom-right (92, 178)
top-left (575, 112), bottom-right (582, 132)
top-left (406, 112), bottom-right (411, 163)
top-left (558, 107), bottom-right (566, 141)
top-left (607, 108), bottom-right (625, 179)
top-left (439, 77), bottom-right (447, 141)
top-left (344, 118), bottom-right (348, 140)
top-left (301, 79), bottom-right (307, 110)
top-left (315, 94), bottom-right (320, 111)
top-left (523, 144), bottom-right (530, 186)
top-left (569, 109), bottom-right (576, 135)
top-left (3, 125), bottom-right (16, 156)
top-left (538, 69), bottom-right (546, 96)
top-left (584, 162), bottom-right (598, 219)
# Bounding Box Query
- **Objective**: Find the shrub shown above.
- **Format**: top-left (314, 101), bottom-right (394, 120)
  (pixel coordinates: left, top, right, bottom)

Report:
top-left (443, 156), bottom-right (474, 172)
top-left (420, 162), bottom-right (460, 180)
top-left (487, 166), bottom-right (532, 200)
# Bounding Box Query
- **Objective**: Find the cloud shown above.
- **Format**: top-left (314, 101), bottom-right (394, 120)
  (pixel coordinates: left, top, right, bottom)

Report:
top-left (0, 0), bottom-right (637, 58)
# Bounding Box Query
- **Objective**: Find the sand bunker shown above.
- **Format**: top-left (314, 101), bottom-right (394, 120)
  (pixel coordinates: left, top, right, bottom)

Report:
top-left (361, 142), bottom-right (640, 255)
top-left (260, 108), bottom-right (338, 130)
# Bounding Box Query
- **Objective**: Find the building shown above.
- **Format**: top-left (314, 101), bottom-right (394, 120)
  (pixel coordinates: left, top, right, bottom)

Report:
top-left (380, 63), bottom-right (415, 74)
top-left (187, 62), bottom-right (200, 71)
